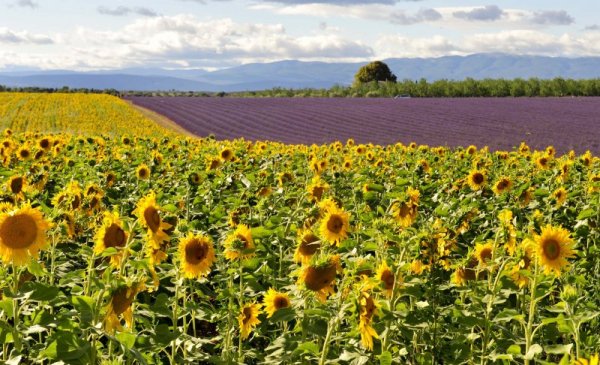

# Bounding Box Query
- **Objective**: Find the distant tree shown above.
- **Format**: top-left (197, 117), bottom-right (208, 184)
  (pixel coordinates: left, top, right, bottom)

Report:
top-left (353, 61), bottom-right (397, 86)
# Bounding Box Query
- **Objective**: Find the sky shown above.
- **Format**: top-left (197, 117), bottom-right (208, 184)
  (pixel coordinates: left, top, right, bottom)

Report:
top-left (0, 0), bottom-right (598, 71)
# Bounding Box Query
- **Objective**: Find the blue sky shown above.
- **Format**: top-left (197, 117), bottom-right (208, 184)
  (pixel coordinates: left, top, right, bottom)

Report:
top-left (0, 0), bottom-right (598, 70)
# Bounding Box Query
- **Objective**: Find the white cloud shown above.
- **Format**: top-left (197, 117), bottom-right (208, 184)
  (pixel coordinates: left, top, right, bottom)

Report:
top-left (376, 30), bottom-right (600, 58)
top-left (0, 27), bottom-right (53, 44)
top-left (13, 0), bottom-right (38, 8)
top-left (97, 6), bottom-right (159, 17)
top-left (270, 3), bottom-right (442, 25)
top-left (13, 15), bottom-right (372, 70)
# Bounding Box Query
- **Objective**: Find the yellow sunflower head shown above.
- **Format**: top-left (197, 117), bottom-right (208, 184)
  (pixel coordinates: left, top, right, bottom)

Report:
top-left (307, 176), bottom-right (328, 202)
top-left (467, 169), bottom-right (487, 191)
top-left (238, 303), bottom-right (261, 340)
top-left (358, 292), bottom-right (379, 351)
top-left (136, 164), bottom-right (150, 180)
top-left (493, 177), bottom-right (513, 195)
top-left (474, 242), bottom-right (494, 266)
top-left (293, 229), bottom-right (320, 264)
top-left (105, 172), bottom-right (117, 187)
top-left (17, 147), bottom-right (31, 160)
top-left (552, 187), bottom-right (567, 206)
top-left (220, 147), bottom-right (234, 161)
top-left (94, 211), bottom-right (128, 267)
top-left (7, 175), bottom-right (26, 197)
top-left (224, 224), bottom-right (255, 260)
top-left (376, 261), bottom-right (396, 297)
top-left (534, 154), bottom-right (551, 170)
top-left (391, 201), bottom-right (417, 228)
top-left (263, 288), bottom-right (291, 318)
top-left (0, 204), bottom-right (50, 265)
top-left (534, 225), bottom-right (576, 276)
top-left (318, 206), bottom-right (350, 245)
top-left (38, 137), bottom-right (52, 151)
top-left (178, 233), bottom-right (216, 279)
top-left (104, 283), bottom-right (143, 333)
top-left (300, 255), bottom-right (341, 302)
top-left (135, 191), bottom-right (171, 246)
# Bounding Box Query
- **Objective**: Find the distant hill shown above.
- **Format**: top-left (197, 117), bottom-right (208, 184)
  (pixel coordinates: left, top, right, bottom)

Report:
top-left (1, 54), bottom-right (599, 92)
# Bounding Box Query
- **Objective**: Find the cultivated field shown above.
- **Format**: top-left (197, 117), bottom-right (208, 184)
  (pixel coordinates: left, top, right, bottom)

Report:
top-left (0, 92), bottom-right (598, 364)
top-left (0, 93), bottom-right (171, 136)
top-left (126, 96), bottom-right (600, 154)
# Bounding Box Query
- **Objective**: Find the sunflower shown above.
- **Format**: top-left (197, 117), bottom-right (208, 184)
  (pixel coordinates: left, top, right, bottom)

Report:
top-left (376, 261), bottom-right (396, 297)
top-left (319, 206), bottom-right (350, 245)
top-left (263, 288), bottom-right (291, 318)
top-left (134, 191), bottom-right (171, 248)
top-left (534, 154), bottom-right (551, 170)
top-left (104, 283), bottom-right (143, 333)
top-left (136, 164), bottom-right (150, 180)
top-left (189, 172), bottom-right (201, 185)
top-left (223, 224), bottom-right (255, 260)
top-left (178, 233), bottom-right (215, 279)
top-left (220, 147), bottom-right (234, 161)
top-left (474, 242), bottom-right (494, 266)
top-left (410, 259), bottom-right (429, 275)
top-left (552, 187), bottom-right (567, 206)
top-left (238, 303), bottom-right (261, 340)
top-left (293, 229), bottom-right (320, 264)
top-left (573, 354), bottom-right (599, 365)
top-left (300, 255), bottom-right (341, 302)
top-left (94, 211), bottom-right (128, 267)
top-left (358, 292), bottom-right (379, 351)
top-left (257, 186), bottom-right (272, 197)
top-left (342, 159), bottom-right (353, 170)
top-left (7, 175), bottom-right (26, 198)
top-left (17, 147), bottom-right (31, 160)
top-left (498, 209), bottom-right (513, 226)
top-left (467, 169), bottom-right (487, 191)
top-left (307, 176), bottom-right (328, 202)
top-left (492, 177), bottom-right (512, 195)
top-left (534, 225), bottom-right (575, 276)
top-left (509, 239), bottom-right (534, 289)
top-left (391, 201), bottom-right (417, 228)
top-left (318, 197), bottom-right (338, 214)
top-left (105, 172), bottom-right (117, 187)
top-left (278, 172), bottom-right (294, 187)
top-left (206, 156), bottom-right (221, 171)
top-left (0, 204), bottom-right (50, 265)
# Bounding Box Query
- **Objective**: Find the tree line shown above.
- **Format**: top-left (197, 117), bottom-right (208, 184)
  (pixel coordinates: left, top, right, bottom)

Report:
top-left (4, 78), bottom-right (600, 98)
top-left (0, 85), bottom-right (121, 96)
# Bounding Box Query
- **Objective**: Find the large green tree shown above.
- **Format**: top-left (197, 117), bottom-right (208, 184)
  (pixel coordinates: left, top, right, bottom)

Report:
top-left (353, 61), bottom-right (397, 86)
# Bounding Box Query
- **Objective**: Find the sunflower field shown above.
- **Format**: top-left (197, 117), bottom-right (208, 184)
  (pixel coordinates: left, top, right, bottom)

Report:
top-left (0, 94), bottom-right (599, 365)
top-left (0, 93), bottom-right (171, 136)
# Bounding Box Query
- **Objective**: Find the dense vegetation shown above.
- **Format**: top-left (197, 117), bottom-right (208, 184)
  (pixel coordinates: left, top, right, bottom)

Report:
top-left (0, 85), bottom-right (120, 96)
top-left (0, 98), bottom-right (599, 364)
top-left (119, 77), bottom-right (600, 98)
top-left (0, 93), bottom-right (172, 136)
top-left (353, 61), bottom-right (397, 86)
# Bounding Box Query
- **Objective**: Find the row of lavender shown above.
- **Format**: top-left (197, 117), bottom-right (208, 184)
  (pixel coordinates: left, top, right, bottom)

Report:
top-left (125, 96), bottom-right (600, 154)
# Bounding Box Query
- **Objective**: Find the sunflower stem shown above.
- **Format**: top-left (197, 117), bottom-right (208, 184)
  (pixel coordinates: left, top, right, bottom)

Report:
top-left (319, 279), bottom-right (345, 365)
top-left (524, 261), bottom-right (539, 365)
top-left (12, 264), bottom-right (22, 354)
top-left (171, 269), bottom-right (181, 364)
top-left (238, 262), bottom-right (244, 363)
top-left (84, 251), bottom-right (95, 297)
top-left (49, 233), bottom-right (57, 286)
top-left (381, 247), bottom-right (406, 352)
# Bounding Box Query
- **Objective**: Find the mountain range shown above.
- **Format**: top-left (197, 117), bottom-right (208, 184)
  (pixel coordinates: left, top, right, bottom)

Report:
top-left (1, 53), bottom-right (599, 92)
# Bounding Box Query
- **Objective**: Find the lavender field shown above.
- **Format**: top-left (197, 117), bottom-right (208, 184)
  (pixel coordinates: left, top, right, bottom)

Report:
top-left (126, 96), bottom-right (600, 153)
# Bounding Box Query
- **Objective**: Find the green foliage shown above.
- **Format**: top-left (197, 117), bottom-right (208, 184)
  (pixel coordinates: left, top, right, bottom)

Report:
top-left (353, 61), bottom-right (397, 86)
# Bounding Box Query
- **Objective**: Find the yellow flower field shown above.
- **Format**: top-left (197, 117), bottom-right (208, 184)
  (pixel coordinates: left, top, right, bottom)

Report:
top-left (0, 93), bottom-right (598, 364)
